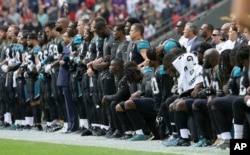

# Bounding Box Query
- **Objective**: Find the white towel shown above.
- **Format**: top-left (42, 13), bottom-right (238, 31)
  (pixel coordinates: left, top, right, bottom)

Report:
top-left (172, 53), bottom-right (203, 95)
top-left (13, 70), bottom-right (18, 87)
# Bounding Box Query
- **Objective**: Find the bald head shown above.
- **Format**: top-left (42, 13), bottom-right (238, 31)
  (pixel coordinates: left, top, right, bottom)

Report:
top-left (203, 48), bottom-right (219, 68)
top-left (56, 18), bottom-right (70, 34)
top-left (220, 23), bottom-right (231, 39)
top-left (204, 48), bottom-right (219, 57)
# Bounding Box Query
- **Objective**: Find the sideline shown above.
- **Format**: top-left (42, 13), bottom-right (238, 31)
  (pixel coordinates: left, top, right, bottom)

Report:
top-left (0, 130), bottom-right (228, 155)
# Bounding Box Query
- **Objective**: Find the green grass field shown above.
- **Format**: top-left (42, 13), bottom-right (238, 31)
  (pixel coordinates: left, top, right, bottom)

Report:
top-left (0, 139), bottom-right (178, 155)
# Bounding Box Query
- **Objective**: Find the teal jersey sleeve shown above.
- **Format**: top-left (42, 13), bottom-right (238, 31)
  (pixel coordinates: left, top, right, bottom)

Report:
top-left (95, 37), bottom-right (99, 45)
top-left (163, 40), bottom-right (179, 54)
top-left (18, 44), bottom-right (25, 53)
top-left (136, 40), bottom-right (150, 54)
top-left (233, 66), bottom-right (241, 78)
top-left (141, 66), bottom-right (154, 74)
top-left (33, 45), bottom-right (40, 55)
top-left (73, 34), bottom-right (83, 45)
top-left (159, 65), bottom-right (166, 75)
top-left (13, 43), bottom-right (22, 52)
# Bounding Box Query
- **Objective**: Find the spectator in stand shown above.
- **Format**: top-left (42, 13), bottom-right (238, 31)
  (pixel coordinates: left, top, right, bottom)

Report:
top-left (143, 2), bottom-right (157, 24)
top-left (68, 0), bottom-right (78, 12)
top-left (171, 11), bottom-right (182, 29)
top-left (28, 0), bottom-right (39, 14)
top-left (85, 0), bottom-right (96, 11)
top-left (8, 7), bottom-right (21, 25)
top-left (174, 0), bottom-right (183, 14)
top-left (22, 12), bottom-right (42, 33)
top-left (21, 7), bottom-right (33, 22)
top-left (46, 0), bottom-right (59, 21)
top-left (111, 0), bottom-right (126, 7)
top-left (37, 7), bottom-right (48, 28)
top-left (199, 23), bottom-right (214, 46)
top-left (211, 28), bottom-right (224, 54)
top-left (154, 13), bottom-right (163, 31)
top-left (75, 2), bottom-right (92, 21)
top-left (180, 0), bottom-right (190, 13)
top-left (94, 0), bottom-right (103, 12)
top-left (148, 0), bottom-right (164, 13)
top-left (97, 2), bottom-right (110, 24)
top-left (7, 0), bottom-right (18, 8)
top-left (16, 0), bottom-right (28, 13)
top-left (0, 0), bottom-right (3, 9)
top-left (0, 6), bottom-right (15, 26)
top-left (130, 2), bottom-right (143, 21)
top-left (143, 18), bottom-right (155, 39)
top-left (107, 4), bottom-right (117, 27)
top-left (37, 0), bottom-right (46, 9)
top-left (190, 0), bottom-right (203, 13)
top-left (115, 4), bottom-right (129, 24)
top-left (161, 0), bottom-right (173, 31)
top-left (31, 13), bottom-right (42, 33)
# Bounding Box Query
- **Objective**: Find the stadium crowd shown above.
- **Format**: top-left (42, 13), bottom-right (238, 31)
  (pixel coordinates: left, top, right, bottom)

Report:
top-left (1, 0), bottom-right (248, 151)
top-left (0, 0), bottom-right (222, 39)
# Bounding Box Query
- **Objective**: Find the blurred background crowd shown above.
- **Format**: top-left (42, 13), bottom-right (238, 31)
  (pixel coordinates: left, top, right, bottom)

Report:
top-left (0, 0), bottom-right (222, 40)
